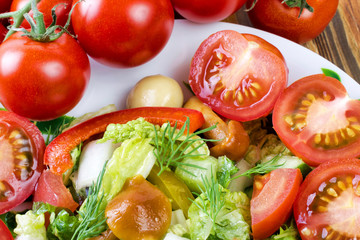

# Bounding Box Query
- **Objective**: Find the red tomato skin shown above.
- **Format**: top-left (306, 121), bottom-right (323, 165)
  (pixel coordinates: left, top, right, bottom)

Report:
top-left (0, 219), bottom-right (13, 240)
top-left (251, 168), bottom-right (303, 239)
top-left (273, 74), bottom-right (360, 167)
top-left (10, 0), bottom-right (72, 28)
top-left (71, 0), bottom-right (174, 68)
top-left (0, 0), bottom-right (11, 14)
top-left (189, 30), bottom-right (288, 122)
top-left (33, 170), bottom-right (78, 212)
top-left (44, 107), bottom-right (205, 175)
top-left (0, 111), bottom-right (45, 215)
top-left (246, 0), bottom-right (339, 44)
top-left (0, 24), bottom-right (7, 43)
top-left (171, 0), bottom-right (246, 23)
top-left (0, 32), bottom-right (90, 121)
top-left (293, 158), bottom-right (360, 240)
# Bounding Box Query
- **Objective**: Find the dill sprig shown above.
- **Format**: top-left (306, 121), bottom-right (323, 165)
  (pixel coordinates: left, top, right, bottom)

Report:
top-left (191, 171), bottom-right (226, 229)
top-left (153, 118), bottom-right (218, 176)
top-left (34, 116), bottom-right (75, 145)
top-left (233, 152), bottom-right (285, 180)
top-left (71, 161), bottom-right (108, 240)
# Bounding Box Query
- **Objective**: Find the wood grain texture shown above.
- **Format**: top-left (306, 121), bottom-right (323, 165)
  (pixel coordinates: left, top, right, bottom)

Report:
top-left (225, 0), bottom-right (360, 84)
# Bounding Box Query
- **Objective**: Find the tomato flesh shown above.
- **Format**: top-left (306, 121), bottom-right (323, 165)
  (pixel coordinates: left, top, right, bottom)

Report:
top-left (0, 219), bottom-right (13, 240)
top-left (294, 158), bottom-right (360, 239)
top-left (189, 30), bottom-right (288, 122)
top-left (33, 170), bottom-right (79, 212)
top-left (273, 74), bottom-right (360, 166)
top-left (0, 111), bottom-right (45, 214)
top-left (251, 168), bottom-right (303, 239)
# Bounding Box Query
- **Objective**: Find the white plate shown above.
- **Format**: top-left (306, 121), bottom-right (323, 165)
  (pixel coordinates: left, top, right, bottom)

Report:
top-left (68, 19), bottom-right (360, 117)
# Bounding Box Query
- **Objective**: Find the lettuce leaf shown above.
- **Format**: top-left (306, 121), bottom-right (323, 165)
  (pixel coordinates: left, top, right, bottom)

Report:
top-left (188, 188), bottom-right (251, 240)
top-left (14, 210), bottom-right (47, 240)
top-left (101, 137), bottom-right (156, 202)
top-left (47, 210), bottom-right (80, 240)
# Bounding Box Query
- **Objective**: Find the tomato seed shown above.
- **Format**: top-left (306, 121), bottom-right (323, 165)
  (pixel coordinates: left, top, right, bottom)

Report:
top-left (0, 181), bottom-right (14, 201)
top-left (9, 129), bottom-right (21, 139)
top-left (8, 128), bottom-right (34, 181)
top-left (326, 187), bottom-right (338, 197)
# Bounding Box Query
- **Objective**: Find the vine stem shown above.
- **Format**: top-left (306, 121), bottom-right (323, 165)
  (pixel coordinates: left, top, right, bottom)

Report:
top-left (0, 0), bottom-right (42, 40)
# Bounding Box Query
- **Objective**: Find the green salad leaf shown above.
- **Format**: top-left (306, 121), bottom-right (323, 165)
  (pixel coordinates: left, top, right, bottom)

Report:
top-left (188, 184), bottom-right (251, 240)
top-left (101, 137), bottom-right (156, 202)
top-left (321, 68), bottom-right (341, 81)
top-left (14, 210), bottom-right (47, 240)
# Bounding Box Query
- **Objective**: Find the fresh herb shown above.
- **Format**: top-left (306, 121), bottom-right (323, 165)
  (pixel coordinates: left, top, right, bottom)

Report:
top-left (232, 152), bottom-right (285, 180)
top-left (321, 68), bottom-right (341, 81)
top-left (71, 161), bottom-right (108, 240)
top-left (190, 170), bottom-right (226, 229)
top-left (153, 118), bottom-right (218, 176)
top-left (217, 156), bottom-right (239, 188)
top-left (247, 0), bottom-right (313, 17)
top-left (282, 0), bottom-right (313, 17)
top-left (0, 211), bottom-right (18, 238)
top-left (271, 219), bottom-right (300, 240)
top-left (35, 115), bottom-right (75, 145)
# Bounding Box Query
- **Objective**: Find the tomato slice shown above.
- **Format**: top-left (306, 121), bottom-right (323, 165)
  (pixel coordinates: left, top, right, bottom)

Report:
top-left (33, 170), bottom-right (78, 212)
top-left (44, 107), bottom-right (205, 175)
top-left (294, 158), bottom-right (360, 240)
top-left (0, 111), bottom-right (45, 214)
top-left (0, 219), bottom-right (13, 240)
top-left (251, 168), bottom-right (303, 239)
top-left (189, 30), bottom-right (288, 121)
top-left (273, 74), bottom-right (360, 166)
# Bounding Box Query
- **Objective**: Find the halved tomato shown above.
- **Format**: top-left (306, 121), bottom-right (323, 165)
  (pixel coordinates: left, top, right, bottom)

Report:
top-left (273, 74), bottom-right (360, 166)
top-left (294, 158), bottom-right (360, 239)
top-left (251, 168), bottom-right (302, 239)
top-left (189, 30), bottom-right (288, 122)
top-left (0, 111), bottom-right (45, 215)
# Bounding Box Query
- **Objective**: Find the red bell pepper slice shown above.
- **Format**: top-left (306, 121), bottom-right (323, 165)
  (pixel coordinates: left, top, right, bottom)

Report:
top-left (44, 107), bottom-right (205, 175)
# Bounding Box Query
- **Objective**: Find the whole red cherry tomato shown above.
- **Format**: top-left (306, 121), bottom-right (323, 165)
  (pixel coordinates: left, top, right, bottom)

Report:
top-left (0, 111), bottom-right (45, 215)
top-left (246, 0), bottom-right (339, 44)
top-left (0, 32), bottom-right (90, 121)
top-left (171, 0), bottom-right (246, 23)
top-left (71, 0), bottom-right (174, 68)
top-left (10, 0), bottom-right (72, 28)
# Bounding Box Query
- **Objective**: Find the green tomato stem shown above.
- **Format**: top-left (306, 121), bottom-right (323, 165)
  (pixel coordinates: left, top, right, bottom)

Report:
top-left (0, 0), bottom-right (42, 41)
top-left (31, 0), bottom-right (46, 34)
top-left (0, 0), bottom-right (79, 42)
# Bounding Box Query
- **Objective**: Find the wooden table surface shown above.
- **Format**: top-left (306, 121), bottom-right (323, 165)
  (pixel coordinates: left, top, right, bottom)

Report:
top-left (224, 0), bottom-right (360, 84)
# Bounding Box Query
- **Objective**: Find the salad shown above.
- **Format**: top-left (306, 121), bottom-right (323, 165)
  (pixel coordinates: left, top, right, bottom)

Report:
top-left (0, 2), bottom-right (360, 240)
